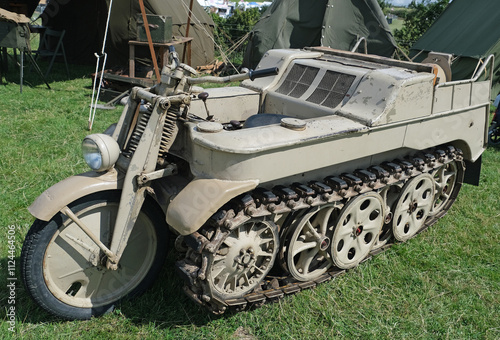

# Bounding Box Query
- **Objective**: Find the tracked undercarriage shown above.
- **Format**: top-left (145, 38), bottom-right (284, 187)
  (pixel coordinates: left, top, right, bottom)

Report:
top-left (177, 146), bottom-right (464, 314)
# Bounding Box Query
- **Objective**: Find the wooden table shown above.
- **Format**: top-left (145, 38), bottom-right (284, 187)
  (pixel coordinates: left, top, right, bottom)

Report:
top-left (128, 36), bottom-right (193, 78)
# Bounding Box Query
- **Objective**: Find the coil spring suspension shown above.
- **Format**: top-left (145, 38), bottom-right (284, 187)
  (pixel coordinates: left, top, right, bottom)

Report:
top-left (159, 108), bottom-right (180, 158)
top-left (123, 106), bottom-right (179, 159)
top-left (123, 111), bottom-right (151, 158)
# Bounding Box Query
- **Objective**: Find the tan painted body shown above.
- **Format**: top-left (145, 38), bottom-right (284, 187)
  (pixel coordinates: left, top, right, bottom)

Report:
top-left (165, 48), bottom-right (489, 234)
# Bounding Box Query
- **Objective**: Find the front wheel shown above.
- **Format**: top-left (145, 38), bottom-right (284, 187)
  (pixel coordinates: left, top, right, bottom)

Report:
top-left (21, 191), bottom-right (168, 320)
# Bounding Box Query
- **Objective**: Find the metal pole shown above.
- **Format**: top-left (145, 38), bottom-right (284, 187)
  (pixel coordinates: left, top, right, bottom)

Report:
top-left (138, 0), bottom-right (161, 83)
top-left (182, 0), bottom-right (194, 64)
top-left (20, 50), bottom-right (23, 93)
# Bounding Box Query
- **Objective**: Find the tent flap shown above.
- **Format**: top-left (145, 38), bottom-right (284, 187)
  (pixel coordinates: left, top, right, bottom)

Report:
top-left (243, 0), bottom-right (396, 68)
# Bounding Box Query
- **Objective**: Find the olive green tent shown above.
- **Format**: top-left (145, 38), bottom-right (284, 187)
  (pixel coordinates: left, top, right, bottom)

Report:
top-left (42, 0), bottom-right (214, 68)
top-left (243, 0), bottom-right (397, 68)
top-left (410, 0), bottom-right (500, 99)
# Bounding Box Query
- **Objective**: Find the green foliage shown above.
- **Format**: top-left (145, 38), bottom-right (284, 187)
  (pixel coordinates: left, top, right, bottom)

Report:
top-left (394, 0), bottom-right (449, 53)
top-left (210, 7), bottom-right (266, 66)
top-left (390, 7), bottom-right (411, 18)
top-left (377, 0), bottom-right (390, 14)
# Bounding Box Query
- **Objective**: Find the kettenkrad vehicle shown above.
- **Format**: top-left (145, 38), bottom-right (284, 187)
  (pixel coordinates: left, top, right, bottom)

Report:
top-left (21, 46), bottom-right (493, 319)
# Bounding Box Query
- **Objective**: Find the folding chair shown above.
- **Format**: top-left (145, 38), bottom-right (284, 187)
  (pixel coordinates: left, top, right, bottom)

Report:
top-left (32, 28), bottom-right (70, 79)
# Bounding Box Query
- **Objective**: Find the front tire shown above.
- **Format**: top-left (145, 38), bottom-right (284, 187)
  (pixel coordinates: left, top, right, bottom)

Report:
top-left (21, 191), bottom-right (168, 320)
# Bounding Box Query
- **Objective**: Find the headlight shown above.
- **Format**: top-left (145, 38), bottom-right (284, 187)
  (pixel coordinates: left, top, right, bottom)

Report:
top-left (82, 134), bottom-right (120, 171)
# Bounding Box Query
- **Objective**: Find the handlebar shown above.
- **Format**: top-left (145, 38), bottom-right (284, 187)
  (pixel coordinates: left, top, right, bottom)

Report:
top-left (248, 67), bottom-right (280, 80)
top-left (186, 67), bottom-right (279, 85)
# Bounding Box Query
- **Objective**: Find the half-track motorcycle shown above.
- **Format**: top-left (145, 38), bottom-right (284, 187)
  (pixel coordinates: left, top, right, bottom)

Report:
top-left (21, 46), bottom-right (493, 319)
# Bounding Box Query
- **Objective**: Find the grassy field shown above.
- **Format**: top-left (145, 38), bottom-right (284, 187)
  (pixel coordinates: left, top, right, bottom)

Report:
top-left (1, 57), bottom-right (499, 339)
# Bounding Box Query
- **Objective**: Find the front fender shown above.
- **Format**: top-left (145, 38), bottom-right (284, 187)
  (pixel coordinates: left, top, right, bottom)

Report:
top-left (166, 178), bottom-right (259, 235)
top-left (29, 169), bottom-right (123, 221)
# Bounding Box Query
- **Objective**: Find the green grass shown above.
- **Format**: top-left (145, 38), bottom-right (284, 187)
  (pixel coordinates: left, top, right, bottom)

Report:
top-left (389, 18), bottom-right (404, 33)
top-left (1, 56), bottom-right (499, 339)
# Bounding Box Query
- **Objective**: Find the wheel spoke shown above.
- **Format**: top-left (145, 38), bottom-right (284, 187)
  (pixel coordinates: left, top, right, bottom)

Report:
top-left (258, 236), bottom-right (274, 247)
top-left (355, 201), bottom-right (375, 224)
top-left (341, 235), bottom-right (356, 252)
top-left (223, 236), bottom-right (237, 247)
top-left (256, 250), bottom-right (273, 259)
top-left (216, 272), bottom-right (230, 290)
top-left (211, 263), bottom-right (226, 279)
top-left (242, 273), bottom-right (250, 286)
top-left (296, 248), bottom-right (318, 274)
top-left (304, 220), bottom-right (322, 239)
top-left (443, 171), bottom-right (455, 184)
top-left (291, 239), bottom-right (317, 257)
top-left (254, 225), bottom-right (269, 237)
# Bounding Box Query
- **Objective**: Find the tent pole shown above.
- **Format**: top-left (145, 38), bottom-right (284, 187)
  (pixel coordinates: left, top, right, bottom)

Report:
top-left (138, 0), bottom-right (161, 83)
top-left (89, 0), bottom-right (114, 130)
top-left (182, 0), bottom-right (194, 64)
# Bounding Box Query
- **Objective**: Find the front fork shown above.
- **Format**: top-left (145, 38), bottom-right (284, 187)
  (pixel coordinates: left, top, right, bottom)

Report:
top-left (61, 89), bottom-right (179, 270)
top-left (106, 95), bottom-right (170, 269)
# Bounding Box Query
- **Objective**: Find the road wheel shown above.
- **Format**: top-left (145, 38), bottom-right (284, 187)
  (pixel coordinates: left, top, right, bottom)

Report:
top-left (331, 192), bottom-right (384, 269)
top-left (392, 174), bottom-right (435, 241)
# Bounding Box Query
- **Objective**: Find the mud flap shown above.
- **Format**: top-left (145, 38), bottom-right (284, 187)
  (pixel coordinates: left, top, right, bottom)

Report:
top-left (464, 155), bottom-right (482, 186)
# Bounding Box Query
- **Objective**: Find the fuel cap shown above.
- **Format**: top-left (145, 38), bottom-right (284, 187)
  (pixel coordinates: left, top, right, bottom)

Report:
top-left (197, 121), bottom-right (223, 133)
top-left (281, 118), bottom-right (306, 131)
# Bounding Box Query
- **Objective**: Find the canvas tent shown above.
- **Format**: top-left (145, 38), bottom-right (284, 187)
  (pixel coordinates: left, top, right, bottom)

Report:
top-left (41, 0), bottom-right (215, 69)
top-left (410, 0), bottom-right (500, 99)
top-left (243, 0), bottom-right (397, 68)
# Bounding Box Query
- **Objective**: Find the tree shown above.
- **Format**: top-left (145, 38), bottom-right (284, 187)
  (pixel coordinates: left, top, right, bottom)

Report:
top-left (210, 7), bottom-right (266, 66)
top-left (377, 0), bottom-right (391, 14)
top-left (394, 0), bottom-right (449, 53)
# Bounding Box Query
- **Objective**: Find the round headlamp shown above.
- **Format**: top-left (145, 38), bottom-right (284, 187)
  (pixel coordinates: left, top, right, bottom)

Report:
top-left (82, 134), bottom-right (120, 172)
